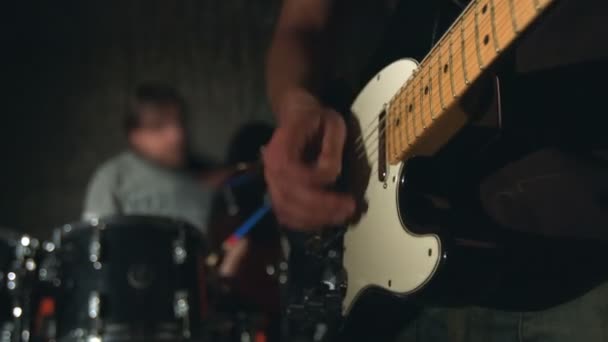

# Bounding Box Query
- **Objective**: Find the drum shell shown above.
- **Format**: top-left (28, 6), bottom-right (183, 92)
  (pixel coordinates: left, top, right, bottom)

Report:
top-left (0, 228), bottom-right (40, 342)
top-left (55, 216), bottom-right (206, 340)
top-left (0, 233), bottom-right (17, 325)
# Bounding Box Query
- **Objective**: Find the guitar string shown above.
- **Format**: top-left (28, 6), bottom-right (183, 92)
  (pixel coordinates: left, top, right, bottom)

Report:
top-left (353, 0), bottom-right (482, 155)
top-left (356, 0), bottom-right (492, 159)
top-left (356, 0), bottom-right (533, 155)
top-left (356, 1), bottom-right (541, 166)
top-left (354, 0), bottom-right (492, 156)
top-left (360, 3), bottom-right (536, 171)
top-left (355, 0), bottom-right (539, 160)
top-left (353, 114), bottom-right (383, 152)
top-left (359, 3), bottom-right (527, 165)
top-left (396, 0), bottom-right (543, 151)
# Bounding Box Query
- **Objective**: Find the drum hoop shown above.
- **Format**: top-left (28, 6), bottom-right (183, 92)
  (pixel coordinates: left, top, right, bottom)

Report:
top-left (0, 227), bottom-right (26, 245)
top-left (58, 215), bottom-right (204, 239)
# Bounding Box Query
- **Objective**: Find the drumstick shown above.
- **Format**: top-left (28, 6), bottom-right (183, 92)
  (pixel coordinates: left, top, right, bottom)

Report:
top-left (206, 198), bottom-right (271, 268)
top-left (225, 202), bottom-right (271, 246)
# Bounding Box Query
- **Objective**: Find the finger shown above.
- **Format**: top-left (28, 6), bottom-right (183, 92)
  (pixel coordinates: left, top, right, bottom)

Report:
top-left (270, 179), bottom-right (356, 230)
top-left (262, 128), bottom-right (299, 167)
top-left (316, 110), bottom-right (346, 183)
top-left (266, 179), bottom-right (317, 230)
top-left (264, 140), bottom-right (328, 186)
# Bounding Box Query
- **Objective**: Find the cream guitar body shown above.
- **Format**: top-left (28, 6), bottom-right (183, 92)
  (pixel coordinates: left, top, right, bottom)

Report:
top-left (281, 0), bottom-right (564, 338)
top-left (343, 59), bottom-right (442, 315)
top-left (339, 0), bottom-right (558, 315)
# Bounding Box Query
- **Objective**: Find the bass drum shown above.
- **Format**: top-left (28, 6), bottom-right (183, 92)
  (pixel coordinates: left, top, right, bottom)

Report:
top-left (52, 216), bottom-right (208, 342)
top-left (0, 228), bottom-right (39, 342)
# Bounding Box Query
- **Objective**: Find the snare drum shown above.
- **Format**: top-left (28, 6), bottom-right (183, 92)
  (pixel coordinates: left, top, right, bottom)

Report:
top-left (50, 216), bottom-right (207, 342)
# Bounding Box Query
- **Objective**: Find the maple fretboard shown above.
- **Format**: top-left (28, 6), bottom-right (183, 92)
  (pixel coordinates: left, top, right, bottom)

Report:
top-left (386, 0), bottom-right (556, 164)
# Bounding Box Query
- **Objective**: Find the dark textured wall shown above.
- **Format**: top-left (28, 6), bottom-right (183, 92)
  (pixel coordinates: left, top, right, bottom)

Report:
top-left (2, 1), bottom-right (281, 237)
top-left (4, 0), bottom-right (604, 239)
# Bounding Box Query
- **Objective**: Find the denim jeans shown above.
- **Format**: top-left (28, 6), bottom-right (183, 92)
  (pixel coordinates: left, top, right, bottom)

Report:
top-left (396, 282), bottom-right (608, 342)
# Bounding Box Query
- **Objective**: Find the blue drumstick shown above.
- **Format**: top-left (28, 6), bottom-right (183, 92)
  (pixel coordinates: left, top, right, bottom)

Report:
top-left (225, 197), bottom-right (271, 245)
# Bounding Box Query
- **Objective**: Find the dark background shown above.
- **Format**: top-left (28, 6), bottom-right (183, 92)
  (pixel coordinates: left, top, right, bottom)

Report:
top-left (0, 0), bottom-right (393, 239)
top-left (2, 1), bottom-right (282, 237)
top-left (2, 0), bottom-right (606, 239)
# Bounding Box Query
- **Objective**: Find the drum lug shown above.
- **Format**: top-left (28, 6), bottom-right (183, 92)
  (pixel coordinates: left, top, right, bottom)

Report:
top-left (89, 221), bottom-right (103, 270)
top-left (16, 235), bottom-right (39, 274)
top-left (223, 187), bottom-right (240, 216)
top-left (88, 291), bottom-right (104, 341)
top-left (87, 335), bottom-right (102, 342)
top-left (174, 290), bottom-right (191, 339)
top-left (7, 271), bottom-right (17, 291)
top-left (88, 291), bottom-right (101, 319)
top-left (172, 230), bottom-right (187, 265)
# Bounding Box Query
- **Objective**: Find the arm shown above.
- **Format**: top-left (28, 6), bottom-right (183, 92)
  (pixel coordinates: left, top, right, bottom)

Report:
top-left (266, 0), bottom-right (335, 120)
top-left (263, 0), bottom-right (355, 230)
top-left (82, 165), bottom-right (119, 220)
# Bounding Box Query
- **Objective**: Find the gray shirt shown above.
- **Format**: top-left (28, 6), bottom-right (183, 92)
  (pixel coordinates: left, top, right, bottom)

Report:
top-left (82, 151), bottom-right (213, 234)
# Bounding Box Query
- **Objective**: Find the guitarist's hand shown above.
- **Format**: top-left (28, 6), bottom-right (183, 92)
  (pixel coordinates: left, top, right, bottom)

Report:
top-left (263, 89), bottom-right (356, 230)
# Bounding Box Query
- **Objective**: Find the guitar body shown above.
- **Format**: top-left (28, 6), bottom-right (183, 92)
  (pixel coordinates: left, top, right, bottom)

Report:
top-left (283, 1), bottom-right (608, 340)
top-left (340, 58), bottom-right (608, 341)
top-left (341, 0), bottom-right (563, 317)
top-left (342, 60), bottom-right (504, 316)
top-left (343, 59), bottom-right (442, 315)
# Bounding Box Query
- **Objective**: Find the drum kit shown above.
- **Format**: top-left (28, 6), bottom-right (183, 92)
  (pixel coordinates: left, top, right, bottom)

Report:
top-left (0, 215), bottom-right (262, 342)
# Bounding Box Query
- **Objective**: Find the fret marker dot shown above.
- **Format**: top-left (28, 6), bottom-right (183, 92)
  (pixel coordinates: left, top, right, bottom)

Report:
top-left (408, 104), bottom-right (413, 112)
top-left (395, 117), bottom-right (400, 126)
top-left (482, 4), bottom-right (488, 14)
top-left (483, 34), bottom-right (490, 45)
top-left (443, 64), bottom-right (448, 73)
top-left (424, 86), bottom-right (429, 95)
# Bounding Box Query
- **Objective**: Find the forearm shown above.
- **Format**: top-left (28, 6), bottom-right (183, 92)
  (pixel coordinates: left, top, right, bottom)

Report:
top-left (266, 31), bottom-right (324, 117)
top-left (265, 0), bottom-right (335, 122)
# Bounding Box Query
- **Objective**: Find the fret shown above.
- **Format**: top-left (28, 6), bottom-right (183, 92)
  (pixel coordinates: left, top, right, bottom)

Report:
top-left (388, 106), bottom-right (397, 161)
top-left (460, 19), bottom-right (469, 85)
top-left (395, 102), bottom-right (403, 155)
top-left (489, 0), bottom-right (501, 52)
top-left (400, 100), bottom-right (407, 151)
top-left (404, 83), bottom-right (412, 146)
top-left (386, 0), bottom-right (558, 165)
top-left (403, 80), bottom-right (412, 146)
top-left (427, 64), bottom-right (434, 120)
top-left (437, 52), bottom-right (446, 110)
top-left (507, 0), bottom-right (519, 33)
top-left (392, 101), bottom-right (400, 131)
top-left (448, 34), bottom-right (456, 98)
top-left (404, 81), bottom-right (413, 144)
top-left (402, 103), bottom-right (407, 154)
top-left (474, 0), bottom-right (484, 69)
top-left (393, 106), bottom-right (399, 159)
top-left (409, 80), bottom-right (418, 138)
top-left (385, 108), bottom-right (392, 160)
top-left (402, 93), bottom-right (411, 147)
top-left (419, 70), bottom-right (426, 130)
top-left (388, 108), bottom-right (396, 162)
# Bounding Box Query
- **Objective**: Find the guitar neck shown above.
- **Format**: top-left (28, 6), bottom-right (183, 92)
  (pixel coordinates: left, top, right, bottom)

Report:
top-left (386, 0), bottom-right (556, 164)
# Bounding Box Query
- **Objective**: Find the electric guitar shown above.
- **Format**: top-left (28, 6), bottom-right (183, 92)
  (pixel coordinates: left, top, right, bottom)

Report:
top-left (342, 0), bottom-right (576, 317)
top-left (281, 1), bottom-right (608, 340)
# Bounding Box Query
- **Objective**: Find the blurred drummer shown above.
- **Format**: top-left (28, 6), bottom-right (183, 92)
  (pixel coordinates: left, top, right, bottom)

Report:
top-left (82, 82), bottom-right (215, 233)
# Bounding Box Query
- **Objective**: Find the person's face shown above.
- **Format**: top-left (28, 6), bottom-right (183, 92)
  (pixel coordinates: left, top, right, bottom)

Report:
top-left (129, 104), bottom-right (186, 169)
